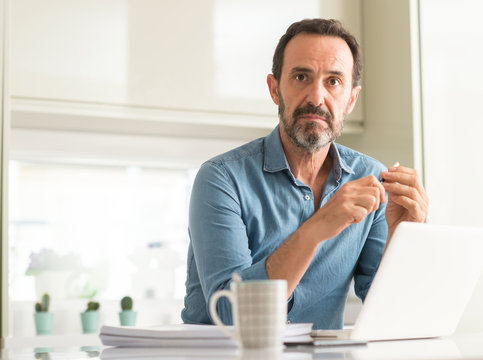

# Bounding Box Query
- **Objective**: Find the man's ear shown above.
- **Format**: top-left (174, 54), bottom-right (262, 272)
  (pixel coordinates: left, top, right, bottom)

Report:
top-left (346, 85), bottom-right (362, 115)
top-left (267, 74), bottom-right (280, 105)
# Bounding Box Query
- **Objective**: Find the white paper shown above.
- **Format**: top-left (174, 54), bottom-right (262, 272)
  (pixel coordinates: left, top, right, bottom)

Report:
top-left (99, 322), bottom-right (314, 348)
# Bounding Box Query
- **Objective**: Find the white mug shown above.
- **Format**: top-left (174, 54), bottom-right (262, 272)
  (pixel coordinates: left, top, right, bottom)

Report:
top-left (209, 275), bottom-right (287, 349)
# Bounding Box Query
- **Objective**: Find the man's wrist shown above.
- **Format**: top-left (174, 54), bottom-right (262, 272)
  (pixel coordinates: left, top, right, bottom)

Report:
top-left (298, 220), bottom-right (324, 247)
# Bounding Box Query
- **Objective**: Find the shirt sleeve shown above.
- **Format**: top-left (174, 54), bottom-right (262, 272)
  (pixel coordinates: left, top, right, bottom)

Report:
top-left (353, 201), bottom-right (388, 301)
top-left (189, 161), bottom-right (269, 324)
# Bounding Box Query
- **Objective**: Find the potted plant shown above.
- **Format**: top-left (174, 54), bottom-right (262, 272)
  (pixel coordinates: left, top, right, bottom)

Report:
top-left (33, 293), bottom-right (53, 335)
top-left (119, 296), bottom-right (137, 326)
top-left (80, 301), bottom-right (100, 334)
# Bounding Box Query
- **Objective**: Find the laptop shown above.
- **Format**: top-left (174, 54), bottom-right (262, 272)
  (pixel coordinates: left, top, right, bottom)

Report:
top-left (312, 221), bottom-right (483, 342)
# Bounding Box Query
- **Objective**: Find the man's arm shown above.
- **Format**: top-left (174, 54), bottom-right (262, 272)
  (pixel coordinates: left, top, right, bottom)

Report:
top-left (189, 162), bottom-right (270, 323)
top-left (267, 164), bottom-right (429, 298)
top-left (266, 175), bottom-right (386, 297)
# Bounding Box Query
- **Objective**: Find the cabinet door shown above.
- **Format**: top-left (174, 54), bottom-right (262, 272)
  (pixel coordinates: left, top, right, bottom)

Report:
top-left (11, 0), bottom-right (363, 132)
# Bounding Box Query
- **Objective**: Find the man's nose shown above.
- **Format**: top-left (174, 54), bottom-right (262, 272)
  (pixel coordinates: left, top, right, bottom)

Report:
top-left (305, 82), bottom-right (327, 107)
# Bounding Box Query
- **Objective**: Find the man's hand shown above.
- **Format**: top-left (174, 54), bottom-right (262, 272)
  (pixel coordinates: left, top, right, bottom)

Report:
top-left (304, 175), bottom-right (386, 242)
top-left (380, 164), bottom-right (429, 238)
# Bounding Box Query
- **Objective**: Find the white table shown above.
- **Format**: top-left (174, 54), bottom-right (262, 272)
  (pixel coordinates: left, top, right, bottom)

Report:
top-left (2, 332), bottom-right (483, 359)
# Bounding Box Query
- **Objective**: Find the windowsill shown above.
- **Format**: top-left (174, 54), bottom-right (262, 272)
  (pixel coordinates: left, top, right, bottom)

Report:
top-left (4, 333), bottom-right (101, 349)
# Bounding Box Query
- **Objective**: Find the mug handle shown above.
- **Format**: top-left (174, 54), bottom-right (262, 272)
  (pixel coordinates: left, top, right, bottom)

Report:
top-left (209, 290), bottom-right (239, 342)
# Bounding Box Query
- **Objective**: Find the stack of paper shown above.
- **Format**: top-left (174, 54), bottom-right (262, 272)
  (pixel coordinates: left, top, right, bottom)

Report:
top-left (99, 323), bottom-right (314, 348)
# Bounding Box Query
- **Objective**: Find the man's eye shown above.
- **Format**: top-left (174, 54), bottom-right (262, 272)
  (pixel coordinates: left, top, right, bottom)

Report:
top-left (295, 74), bottom-right (307, 81)
top-left (328, 78), bottom-right (341, 86)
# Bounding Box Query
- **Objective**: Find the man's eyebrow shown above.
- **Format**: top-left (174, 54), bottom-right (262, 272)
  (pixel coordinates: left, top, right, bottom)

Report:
top-left (290, 67), bottom-right (314, 74)
top-left (290, 67), bottom-right (347, 78)
top-left (327, 70), bottom-right (345, 78)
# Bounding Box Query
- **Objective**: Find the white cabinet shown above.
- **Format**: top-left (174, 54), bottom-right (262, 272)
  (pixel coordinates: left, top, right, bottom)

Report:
top-left (10, 0), bottom-right (364, 139)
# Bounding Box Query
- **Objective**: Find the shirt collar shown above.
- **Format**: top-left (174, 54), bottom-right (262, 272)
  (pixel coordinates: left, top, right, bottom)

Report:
top-left (263, 125), bottom-right (355, 177)
top-left (263, 126), bottom-right (290, 172)
top-left (329, 142), bottom-right (355, 179)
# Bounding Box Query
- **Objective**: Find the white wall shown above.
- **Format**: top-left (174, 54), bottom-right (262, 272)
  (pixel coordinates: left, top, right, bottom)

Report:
top-left (420, 0), bottom-right (483, 227)
top-left (419, 0), bottom-right (483, 333)
top-left (339, 0), bottom-right (422, 171)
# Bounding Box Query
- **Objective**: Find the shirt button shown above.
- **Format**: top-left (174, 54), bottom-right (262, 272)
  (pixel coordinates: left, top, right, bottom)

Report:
top-left (304, 194), bottom-right (311, 201)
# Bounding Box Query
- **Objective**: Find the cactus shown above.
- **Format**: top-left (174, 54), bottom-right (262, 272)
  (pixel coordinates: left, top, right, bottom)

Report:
top-left (42, 293), bottom-right (50, 312)
top-left (35, 302), bottom-right (43, 312)
top-left (120, 296), bottom-right (133, 311)
top-left (35, 293), bottom-right (50, 312)
top-left (86, 301), bottom-right (100, 312)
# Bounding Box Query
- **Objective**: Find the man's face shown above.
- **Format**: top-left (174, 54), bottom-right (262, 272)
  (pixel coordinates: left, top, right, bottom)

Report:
top-left (267, 33), bottom-right (361, 153)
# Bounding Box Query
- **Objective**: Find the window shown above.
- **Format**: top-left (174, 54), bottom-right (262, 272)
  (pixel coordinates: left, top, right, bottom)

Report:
top-left (7, 118), bottom-right (245, 337)
top-left (8, 158), bottom-right (196, 335)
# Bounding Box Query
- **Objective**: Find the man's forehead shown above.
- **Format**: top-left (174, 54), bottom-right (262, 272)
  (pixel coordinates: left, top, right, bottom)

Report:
top-left (283, 33), bottom-right (354, 74)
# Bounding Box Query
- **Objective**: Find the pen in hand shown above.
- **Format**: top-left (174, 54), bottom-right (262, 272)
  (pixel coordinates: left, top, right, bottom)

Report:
top-left (380, 162), bottom-right (400, 183)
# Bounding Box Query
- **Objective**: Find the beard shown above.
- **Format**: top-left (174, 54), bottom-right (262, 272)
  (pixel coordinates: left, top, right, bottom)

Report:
top-left (278, 90), bottom-right (346, 153)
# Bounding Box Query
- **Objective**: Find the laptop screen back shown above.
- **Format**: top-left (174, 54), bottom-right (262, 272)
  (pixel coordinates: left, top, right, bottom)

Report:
top-left (352, 222), bottom-right (483, 341)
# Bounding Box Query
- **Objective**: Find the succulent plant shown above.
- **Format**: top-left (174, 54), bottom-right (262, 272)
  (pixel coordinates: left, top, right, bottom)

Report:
top-left (86, 301), bottom-right (100, 312)
top-left (120, 296), bottom-right (133, 311)
top-left (35, 293), bottom-right (50, 312)
top-left (35, 302), bottom-right (43, 312)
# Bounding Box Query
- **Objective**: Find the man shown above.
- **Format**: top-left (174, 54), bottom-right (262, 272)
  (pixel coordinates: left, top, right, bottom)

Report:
top-left (181, 18), bottom-right (428, 329)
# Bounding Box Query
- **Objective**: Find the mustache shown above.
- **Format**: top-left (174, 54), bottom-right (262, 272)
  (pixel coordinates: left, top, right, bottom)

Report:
top-left (293, 104), bottom-right (333, 124)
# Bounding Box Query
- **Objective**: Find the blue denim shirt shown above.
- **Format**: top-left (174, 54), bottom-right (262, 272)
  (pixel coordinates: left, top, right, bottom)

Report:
top-left (181, 126), bottom-right (388, 329)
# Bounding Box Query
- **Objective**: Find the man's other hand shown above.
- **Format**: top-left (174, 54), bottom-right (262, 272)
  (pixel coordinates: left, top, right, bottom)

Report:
top-left (380, 164), bottom-right (429, 238)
